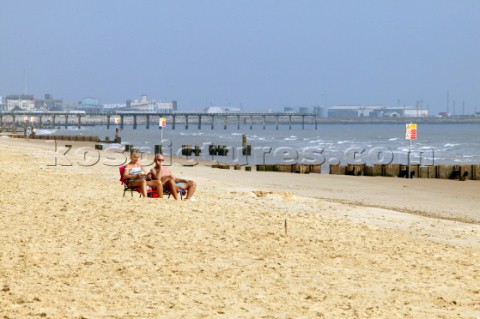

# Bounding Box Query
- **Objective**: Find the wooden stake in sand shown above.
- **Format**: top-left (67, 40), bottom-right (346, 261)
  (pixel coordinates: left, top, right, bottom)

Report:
top-left (284, 219), bottom-right (288, 236)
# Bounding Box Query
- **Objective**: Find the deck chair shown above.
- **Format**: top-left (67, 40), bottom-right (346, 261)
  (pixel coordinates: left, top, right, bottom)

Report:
top-left (119, 165), bottom-right (184, 199)
top-left (119, 165), bottom-right (158, 198)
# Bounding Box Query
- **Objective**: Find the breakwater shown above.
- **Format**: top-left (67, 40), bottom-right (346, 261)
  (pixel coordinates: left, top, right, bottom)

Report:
top-left (210, 163), bottom-right (480, 181)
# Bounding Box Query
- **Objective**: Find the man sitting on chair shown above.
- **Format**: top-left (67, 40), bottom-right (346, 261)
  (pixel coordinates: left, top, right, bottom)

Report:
top-left (149, 153), bottom-right (197, 201)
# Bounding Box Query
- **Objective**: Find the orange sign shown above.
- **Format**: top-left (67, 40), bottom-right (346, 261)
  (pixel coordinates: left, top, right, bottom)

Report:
top-left (405, 123), bottom-right (417, 140)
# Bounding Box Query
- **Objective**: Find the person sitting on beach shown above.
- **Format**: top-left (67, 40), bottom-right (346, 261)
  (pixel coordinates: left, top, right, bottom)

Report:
top-left (123, 150), bottom-right (163, 198)
top-left (148, 153), bottom-right (197, 201)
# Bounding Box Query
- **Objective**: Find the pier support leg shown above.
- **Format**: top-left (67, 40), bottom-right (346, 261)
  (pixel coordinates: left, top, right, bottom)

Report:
top-left (289, 115), bottom-right (292, 130)
top-left (107, 115), bottom-right (110, 130)
top-left (120, 115), bottom-right (124, 130)
top-left (185, 115), bottom-right (189, 130)
top-left (237, 115), bottom-right (240, 130)
top-left (224, 115), bottom-right (227, 130)
top-left (211, 115), bottom-right (214, 130)
top-left (250, 115), bottom-right (253, 130)
top-left (77, 115), bottom-right (81, 129)
top-left (276, 116), bottom-right (279, 130)
top-left (198, 115), bottom-right (202, 129)
top-left (133, 115), bottom-right (137, 129)
top-left (302, 115), bottom-right (305, 130)
top-left (262, 115), bottom-right (266, 130)
top-left (65, 115), bottom-right (68, 128)
top-left (172, 115), bottom-right (176, 130)
top-left (315, 114), bottom-right (317, 130)
top-left (146, 115), bottom-right (150, 129)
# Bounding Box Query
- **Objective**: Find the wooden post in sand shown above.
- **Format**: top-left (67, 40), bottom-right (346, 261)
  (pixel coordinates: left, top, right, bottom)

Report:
top-left (284, 219), bottom-right (288, 236)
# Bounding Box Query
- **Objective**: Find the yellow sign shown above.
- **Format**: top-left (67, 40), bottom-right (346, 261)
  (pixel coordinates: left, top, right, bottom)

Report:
top-left (159, 117), bottom-right (167, 127)
top-left (405, 123), bottom-right (417, 140)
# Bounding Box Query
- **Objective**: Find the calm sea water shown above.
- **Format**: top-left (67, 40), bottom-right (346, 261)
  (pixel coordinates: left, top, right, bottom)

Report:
top-left (37, 123), bottom-right (480, 171)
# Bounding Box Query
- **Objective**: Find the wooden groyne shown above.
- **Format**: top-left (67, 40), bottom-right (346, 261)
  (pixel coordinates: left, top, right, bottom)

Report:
top-left (256, 164), bottom-right (321, 174)
top-left (330, 163), bottom-right (480, 180)
top-left (10, 134), bottom-right (100, 142)
top-left (209, 162), bottom-right (480, 180)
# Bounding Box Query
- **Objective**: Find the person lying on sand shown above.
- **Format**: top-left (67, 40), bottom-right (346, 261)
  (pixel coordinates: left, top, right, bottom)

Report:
top-left (123, 150), bottom-right (163, 198)
top-left (148, 153), bottom-right (197, 201)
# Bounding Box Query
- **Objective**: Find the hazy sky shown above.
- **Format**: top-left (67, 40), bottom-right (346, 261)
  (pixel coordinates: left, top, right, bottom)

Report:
top-left (1, 0), bottom-right (479, 113)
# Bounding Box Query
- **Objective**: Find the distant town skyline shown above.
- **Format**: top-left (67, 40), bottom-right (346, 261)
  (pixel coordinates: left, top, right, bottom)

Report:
top-left (1, 1), bottom-right (479, 114)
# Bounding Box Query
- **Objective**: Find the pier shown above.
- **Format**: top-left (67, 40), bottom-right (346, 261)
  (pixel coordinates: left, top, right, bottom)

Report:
top-left (0, 111), bottom-right (322, 130)
top-left (1, 111), bottom-right (479, 131)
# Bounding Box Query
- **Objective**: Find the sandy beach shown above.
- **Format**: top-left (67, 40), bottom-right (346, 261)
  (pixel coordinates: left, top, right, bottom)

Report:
top-left (1, 137), bottom-right (479, 318)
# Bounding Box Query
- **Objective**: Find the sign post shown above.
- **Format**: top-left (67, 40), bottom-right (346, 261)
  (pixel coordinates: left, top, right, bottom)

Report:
top-left (405, 123), bottom-right (417, 179)
top-left (159, 117), bottom-right (167, 142)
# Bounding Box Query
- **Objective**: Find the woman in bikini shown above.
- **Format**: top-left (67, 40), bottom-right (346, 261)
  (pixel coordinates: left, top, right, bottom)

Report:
top-left (123, 150), bottom-right (162, 198)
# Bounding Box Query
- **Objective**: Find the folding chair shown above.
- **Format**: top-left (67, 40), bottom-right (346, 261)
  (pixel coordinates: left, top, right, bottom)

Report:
top-left (119, 165), bottom-right (158, 198)
top-left (119, 165), bottom-right (184, 199)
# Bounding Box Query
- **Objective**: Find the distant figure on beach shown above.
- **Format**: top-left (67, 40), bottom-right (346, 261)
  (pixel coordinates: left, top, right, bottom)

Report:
top-left (24, 125), bottom-right (31, 142)
top-left (149, 153), bottom-right (197, 201)
top-left (123, 150), bottom-right (163, 198)
top-left (114, 127), bottom-right (121, 143)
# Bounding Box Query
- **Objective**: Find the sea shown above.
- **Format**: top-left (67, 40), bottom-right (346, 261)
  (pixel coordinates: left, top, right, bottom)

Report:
top-left (35, 123), bottom-right (480, 172)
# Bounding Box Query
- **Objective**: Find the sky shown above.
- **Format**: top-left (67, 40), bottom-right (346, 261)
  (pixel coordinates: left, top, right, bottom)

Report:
top-left (1, 0), bottom-right (479, 113)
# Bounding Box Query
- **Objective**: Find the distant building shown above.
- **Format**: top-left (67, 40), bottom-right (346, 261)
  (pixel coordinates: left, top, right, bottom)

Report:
top-left (204, 106), bottom-right (242, 113)
top-left (5, 95), bottom-right (35, 111)
top-left (76, 97), bottom-right (103, 113)
top-left (158, 101), bottom-right (177, 113)
top-left (403, 108), bottom-right (428, 117)
top-left (103, 103), bottom-right (127, 112)
top-left (327, 105), bottom-right (429, 118)
top-left (299, 107), bottom-right (310, 113)
top-left (284, 107), bottom-right (297, 113)
top-left (313, 106), bottom-right (328, 117)
top-left (125, 95), bottom-right (176, 113)
top-left (35, 93), bottom-right (64, 111)
top-left (0, 96), bottom-right (5, 112)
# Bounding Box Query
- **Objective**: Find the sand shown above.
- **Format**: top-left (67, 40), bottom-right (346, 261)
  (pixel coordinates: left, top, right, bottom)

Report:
top-left (0, 137), bottom-right (479, 318)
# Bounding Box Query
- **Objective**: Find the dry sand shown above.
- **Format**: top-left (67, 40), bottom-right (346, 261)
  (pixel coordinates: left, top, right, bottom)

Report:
top-left (1, 137), bottom-right (479, 318)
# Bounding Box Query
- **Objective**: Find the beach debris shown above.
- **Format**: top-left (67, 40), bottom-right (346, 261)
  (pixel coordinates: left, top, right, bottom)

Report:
top-left (285, 219), bottom-right (288, 235)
